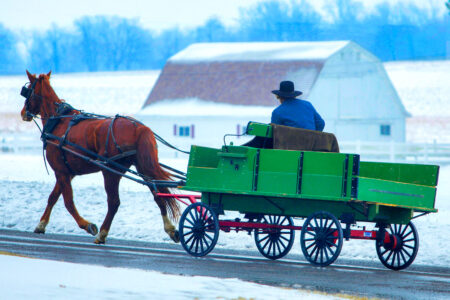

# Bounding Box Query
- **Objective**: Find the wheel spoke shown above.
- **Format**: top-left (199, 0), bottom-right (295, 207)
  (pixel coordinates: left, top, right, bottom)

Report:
top-left (201, 236), bottom-right (210, 249)
top-left (280, 235), bottom-right (290, 243)
top-left (314, 245), bottom-right (320, 262)
top-left (325, 243), bottom-right (335, 256)
top-left (325, 239), bottom-right (337, 247)
top-left (402, 230), bottom-right (413, 240)
top-left (261, 237), bottom-right (271, 250)
top-left (188, 237), bottom-right (197, 251)
top-left (306, 240), bottom-right (316, 250)
top-left (310, 245), bottom-right (318, 257)
top-left (400, 224), bottom-right (408, 237)
top-left (390, 251), bottom-right (397, 266)
top-left (320, 248), bottom-right (324, 264)
top-left (189, 210), bottom-right (197, 223)
top-left (399, 248), bottom-right (407, 264)
top-left (400, 248), bottom-right (412, 258)
top-left (403, 238), bottom-right (415, 243)
top-left (186, 217), bottom-right (195, 227)
top-left (306, 230), bottom-right (316, 237)
top-left (185, 234), bottom-right (195, 245)
top-left (257, 235), bottom-right (270, 243)
top-left (385, 249), bottom-right (394, 262)
top-left (183, 230), bottom-right (194, 237)
top-left (204, 232), bottom-right (214, 241)
top-left (323, 246), bottom-right (329, 262)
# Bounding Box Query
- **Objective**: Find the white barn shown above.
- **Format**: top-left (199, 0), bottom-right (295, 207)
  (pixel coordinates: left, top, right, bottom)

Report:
top-left (139, 41), bottom-right (409, 156)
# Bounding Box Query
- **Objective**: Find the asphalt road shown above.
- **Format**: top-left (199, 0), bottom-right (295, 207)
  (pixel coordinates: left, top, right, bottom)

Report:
top-left (0, 229), bottom-right (449, 299)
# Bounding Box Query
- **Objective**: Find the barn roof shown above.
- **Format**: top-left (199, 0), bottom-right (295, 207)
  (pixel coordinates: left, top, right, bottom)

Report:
top-left (143, 41), bottom-right (350, 107)
top-left (170, 41), bottom-right (350, 62)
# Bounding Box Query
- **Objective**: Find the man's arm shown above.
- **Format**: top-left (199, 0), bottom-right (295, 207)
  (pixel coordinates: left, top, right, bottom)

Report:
top-left (314, 110), bottom-right (325, 131)
top-left (271, 109), bottom-right (281, 124)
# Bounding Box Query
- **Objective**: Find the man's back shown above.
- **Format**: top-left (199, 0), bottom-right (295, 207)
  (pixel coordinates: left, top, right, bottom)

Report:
top-left (271, 98), bottom-right (325, 131)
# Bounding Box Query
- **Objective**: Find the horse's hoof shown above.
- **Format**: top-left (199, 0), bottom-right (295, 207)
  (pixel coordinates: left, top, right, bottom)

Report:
top-left (34, 228), bottom-right (45, 234)
top-left (94, 230), bottom-right (108, 244)
top-left (171, 230), bottom-right (180, 243)
top-left (34, 221), bottom-right (47, 234)
top-left (94, 238), bottom-right (105, 245)
top-left (87, 223), bottom-right (98, 236)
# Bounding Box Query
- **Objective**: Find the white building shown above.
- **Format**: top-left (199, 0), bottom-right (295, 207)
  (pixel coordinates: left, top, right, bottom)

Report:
top-left (138, 41), bottom-right (409, 157)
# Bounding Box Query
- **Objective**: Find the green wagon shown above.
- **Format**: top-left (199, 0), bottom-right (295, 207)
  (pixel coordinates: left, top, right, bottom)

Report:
top-left (175, 122), bottom-right (439, 270)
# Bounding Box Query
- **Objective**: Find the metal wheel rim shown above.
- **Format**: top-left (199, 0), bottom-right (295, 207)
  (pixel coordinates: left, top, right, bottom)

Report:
top-left (179, 202), bottom-right (219, 257)
top-left (376, 222), bottom-right (419, 271)
top-left (300, 211), bottom-right (343, 267)
top-left (254, 215), bottom-right (295, 260)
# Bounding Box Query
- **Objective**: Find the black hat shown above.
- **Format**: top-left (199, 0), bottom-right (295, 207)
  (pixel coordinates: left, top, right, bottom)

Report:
top-left (271, 81), bottom-right (302, 98)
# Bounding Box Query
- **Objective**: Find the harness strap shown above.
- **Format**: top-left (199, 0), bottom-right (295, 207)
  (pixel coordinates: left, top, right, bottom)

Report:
top-left (104, 115), bottom-right (123, 157)
top-left (58, 118), bottom-right (77, 175)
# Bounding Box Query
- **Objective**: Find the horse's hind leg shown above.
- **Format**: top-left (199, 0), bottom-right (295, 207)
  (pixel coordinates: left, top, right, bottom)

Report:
top-left (58, 173), bottom-right (98, 236)
top-left (94, 171), bottom-right (122, 244)
top-left (34, 182), bottom-right (62, 234)
top-left (152, 190), bottom-right (180, 243)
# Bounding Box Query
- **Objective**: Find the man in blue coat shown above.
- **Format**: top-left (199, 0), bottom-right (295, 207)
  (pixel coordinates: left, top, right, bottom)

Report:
top-left (271, 81), bottom-right (325, 131)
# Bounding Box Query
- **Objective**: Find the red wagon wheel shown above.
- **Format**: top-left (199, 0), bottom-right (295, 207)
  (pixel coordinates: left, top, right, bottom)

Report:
top-left (254, 215), bottom-right (295, 260)
top-left (376, 222), bottom-right (419, 271)
top-left (300, 211), bottom-right (343, 267)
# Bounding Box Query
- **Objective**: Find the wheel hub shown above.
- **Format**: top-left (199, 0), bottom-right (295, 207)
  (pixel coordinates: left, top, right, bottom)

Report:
top-left (192, 223), bottom-right (205, 238)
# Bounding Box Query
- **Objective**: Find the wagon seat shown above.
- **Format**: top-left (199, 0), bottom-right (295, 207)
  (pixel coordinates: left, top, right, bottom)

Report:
top-left (243, 124), bottom-right (339, 153)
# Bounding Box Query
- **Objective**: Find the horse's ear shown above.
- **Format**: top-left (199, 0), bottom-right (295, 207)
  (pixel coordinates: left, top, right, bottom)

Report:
top-left (26, 70), bottom-right (35, 83)
top-left (47, 71), bottom-right (52, 78)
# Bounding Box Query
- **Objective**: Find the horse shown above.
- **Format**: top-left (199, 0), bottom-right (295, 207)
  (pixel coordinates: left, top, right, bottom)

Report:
top-left (20, 70), bottom-right (180, 244)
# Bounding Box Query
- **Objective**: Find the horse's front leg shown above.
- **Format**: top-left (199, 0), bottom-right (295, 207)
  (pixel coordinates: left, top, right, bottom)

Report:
top-left (34, 182), bottom-right (62, 234)
top-left (58, 173), bottom-right (98, 236)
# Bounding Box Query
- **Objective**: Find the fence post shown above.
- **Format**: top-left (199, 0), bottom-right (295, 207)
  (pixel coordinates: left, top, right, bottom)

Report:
top-left (424, 142), bottom-right (428, 162)
top-left (389, 140), bottom-right (395, 162)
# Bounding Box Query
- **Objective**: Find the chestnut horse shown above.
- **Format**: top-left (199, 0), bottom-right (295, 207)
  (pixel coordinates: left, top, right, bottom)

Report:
top-left (20, 70), bottom-right (180, 244)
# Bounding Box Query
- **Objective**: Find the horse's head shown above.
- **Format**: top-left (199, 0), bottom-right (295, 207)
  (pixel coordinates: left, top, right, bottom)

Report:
top-left (20, 70), bottom-right (53, 121)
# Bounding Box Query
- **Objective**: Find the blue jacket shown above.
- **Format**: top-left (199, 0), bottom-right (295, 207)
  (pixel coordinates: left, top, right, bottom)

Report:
top-left (271, 98), bottom-right (325, 131)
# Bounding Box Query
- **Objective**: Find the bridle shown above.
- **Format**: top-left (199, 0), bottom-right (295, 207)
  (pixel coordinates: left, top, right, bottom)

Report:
top-left (20, 79), bottom-right (41, 119)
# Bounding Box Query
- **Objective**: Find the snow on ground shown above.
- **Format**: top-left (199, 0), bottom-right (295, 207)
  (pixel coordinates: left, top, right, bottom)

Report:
top-left (0, 254), bottom-right (342, 300)
top-left (0, 153), bottom-right (449, 268)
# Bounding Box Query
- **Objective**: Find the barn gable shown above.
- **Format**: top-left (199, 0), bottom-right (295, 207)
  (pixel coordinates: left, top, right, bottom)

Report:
top-left (144, 41), bottom-right (350, 107)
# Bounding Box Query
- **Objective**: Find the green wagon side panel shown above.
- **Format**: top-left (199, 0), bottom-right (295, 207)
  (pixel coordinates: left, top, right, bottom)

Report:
top-left (257, 149), bottom-right (299, 195)
top-left (301, 152), bottom-right (348, 199)
top-left (188, 145), bottom-right (220, 168)
top-left (359, 161), bottom-right (439, 187)
top-left (357, 177), bottom-right (437, 212)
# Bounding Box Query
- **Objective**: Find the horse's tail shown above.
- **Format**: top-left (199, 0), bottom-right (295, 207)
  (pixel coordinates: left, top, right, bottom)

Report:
top-left (135, 126), bottom-right (180, 221)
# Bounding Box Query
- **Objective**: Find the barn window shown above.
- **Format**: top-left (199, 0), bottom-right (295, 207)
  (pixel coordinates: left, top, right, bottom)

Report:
top-left (380, 125), bottom-right (391, 136)
top-left (179, 126), bottom-right (190, 137)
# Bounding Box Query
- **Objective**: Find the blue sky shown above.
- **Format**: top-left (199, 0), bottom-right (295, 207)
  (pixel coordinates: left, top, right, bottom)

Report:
top-left (1, 0), bottom-right (447, 32)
